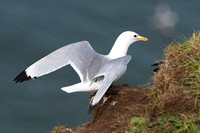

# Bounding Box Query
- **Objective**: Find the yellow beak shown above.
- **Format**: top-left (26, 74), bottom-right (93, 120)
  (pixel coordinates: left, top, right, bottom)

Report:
top-left (138, 36), bottom-right (148, 41)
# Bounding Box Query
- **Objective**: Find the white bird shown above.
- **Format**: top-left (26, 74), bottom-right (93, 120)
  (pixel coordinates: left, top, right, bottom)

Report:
top-left (13, 31), bottom-right (148, 112)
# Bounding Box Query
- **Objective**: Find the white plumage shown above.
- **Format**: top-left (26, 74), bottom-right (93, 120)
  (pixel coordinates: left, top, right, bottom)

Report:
top-left (13, 31), bottom-right (148, 111)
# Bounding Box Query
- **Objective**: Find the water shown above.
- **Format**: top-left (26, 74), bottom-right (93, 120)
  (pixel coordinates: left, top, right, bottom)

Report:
top-left (1, 0), bottom-right (200, 132)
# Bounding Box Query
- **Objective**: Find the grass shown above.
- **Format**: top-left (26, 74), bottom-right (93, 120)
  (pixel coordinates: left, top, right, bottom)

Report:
top-left (127, 117), bottom-right (148, 133)
top-left (127, 31), bottom-right (200, 133)
top-left (150, 114), bottom-right (200, 133)
top-left (152, 31), bottom-right (200, 104)
top-left (127, 114), bottom-right (200, 133)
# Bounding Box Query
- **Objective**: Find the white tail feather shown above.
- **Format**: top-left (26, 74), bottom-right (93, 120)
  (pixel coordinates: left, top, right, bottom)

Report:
top-left (61, 82), bottom-right (94, 93)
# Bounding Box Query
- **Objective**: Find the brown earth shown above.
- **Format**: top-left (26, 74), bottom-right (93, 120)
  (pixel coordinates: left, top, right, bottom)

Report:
top-left (81, 85), bottom-right (150, 133)
top-left (51, 84), bottom-right (199, 133)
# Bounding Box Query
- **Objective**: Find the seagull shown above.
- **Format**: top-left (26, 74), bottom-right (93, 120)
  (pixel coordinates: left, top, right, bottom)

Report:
top-left (13, 31), bottom-right (148, 112)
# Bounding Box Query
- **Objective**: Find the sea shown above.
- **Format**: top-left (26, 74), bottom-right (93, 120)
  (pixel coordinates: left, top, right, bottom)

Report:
top-left (0, 0), bottom-right (200, 132)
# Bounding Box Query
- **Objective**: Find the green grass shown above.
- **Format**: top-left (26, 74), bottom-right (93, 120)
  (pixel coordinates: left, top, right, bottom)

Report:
top-left (126, 117), bottom-right (148, 133)
top-left (177, 33), bottom-right (200, 107)
top-left (152, 31), bottom-right (200, 101)
top-left (127, 114), bottom-right (200, 133)
top-left (151, 114), bottom-right (199, 133)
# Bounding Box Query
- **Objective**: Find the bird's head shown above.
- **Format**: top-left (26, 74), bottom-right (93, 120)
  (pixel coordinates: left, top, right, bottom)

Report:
top-left (109, 31), bottom-right (148, 58)
top-left (117, 31), bottom-right (148, 45)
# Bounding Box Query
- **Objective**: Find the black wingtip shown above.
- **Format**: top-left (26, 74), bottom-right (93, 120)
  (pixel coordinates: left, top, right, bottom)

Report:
top-left (13, 70), bottom-right (32, 83)
top-left (87, 105), bottom-right (96, 115)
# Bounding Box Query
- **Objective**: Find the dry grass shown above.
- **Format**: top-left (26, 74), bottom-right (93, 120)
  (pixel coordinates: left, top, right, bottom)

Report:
top-left (152, 31), bottom-right (200, 107)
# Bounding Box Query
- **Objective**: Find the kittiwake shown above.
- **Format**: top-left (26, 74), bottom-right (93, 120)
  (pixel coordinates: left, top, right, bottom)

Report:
top-left (13, 31), bottom-right (148, 112)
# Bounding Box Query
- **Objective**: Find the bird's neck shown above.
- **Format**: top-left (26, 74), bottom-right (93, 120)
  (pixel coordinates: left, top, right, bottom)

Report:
top-left (108, 39), bottom-right (131, 59)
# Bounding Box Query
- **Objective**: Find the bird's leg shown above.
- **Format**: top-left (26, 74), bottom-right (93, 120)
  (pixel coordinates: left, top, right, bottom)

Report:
top-left (105, 85), bottom-right (119, 95)
top-left (105, 89), bottom-right (119, 95)
top-left (88, 85), bottom-right (120, 114)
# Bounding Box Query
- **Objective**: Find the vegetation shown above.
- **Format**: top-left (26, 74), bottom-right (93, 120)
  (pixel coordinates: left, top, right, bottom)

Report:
top-left (127, 117), bottom-right (147, 133)
top-left (127, 113), bottom-right (200, 133)
top-left (128, 31), bottom-right (200, 133)
top-left (153, 31), bottom-right (200, 98)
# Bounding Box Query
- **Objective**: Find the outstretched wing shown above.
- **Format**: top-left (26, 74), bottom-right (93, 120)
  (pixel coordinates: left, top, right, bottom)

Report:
top-left (88, 55), bottom-right (132, 112)
top-left (13, 41), bottom-right (98, 83)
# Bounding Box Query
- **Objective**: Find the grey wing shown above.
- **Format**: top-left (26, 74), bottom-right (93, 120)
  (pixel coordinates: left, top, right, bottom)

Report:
top-left (91, 55), bottom-right (132, 107)
top-left (13, 41), bottom-right (98, 83)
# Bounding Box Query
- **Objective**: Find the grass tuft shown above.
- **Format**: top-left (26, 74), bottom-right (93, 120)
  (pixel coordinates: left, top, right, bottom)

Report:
top-left (128, 117), bottom-right (148, 133)
top-left (152, 31), bottom-right (200, 104)
top-left (153, 114), bottom-right (200, 133)
top-left (127, 114), bottom-right (200, 133)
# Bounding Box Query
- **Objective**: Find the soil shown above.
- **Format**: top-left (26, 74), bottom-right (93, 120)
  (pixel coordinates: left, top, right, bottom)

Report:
top-left (51, 84), bottom-right (200, 133)
top-left (81, 85), bottom-right (150, 133)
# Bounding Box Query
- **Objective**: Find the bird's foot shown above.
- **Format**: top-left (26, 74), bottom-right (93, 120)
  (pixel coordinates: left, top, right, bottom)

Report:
top-left (105, 89), bottom-right (119, 95)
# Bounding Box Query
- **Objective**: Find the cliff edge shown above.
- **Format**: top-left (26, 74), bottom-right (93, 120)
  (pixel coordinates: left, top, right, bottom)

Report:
top-left (51, 31), bottom-right (200, 133)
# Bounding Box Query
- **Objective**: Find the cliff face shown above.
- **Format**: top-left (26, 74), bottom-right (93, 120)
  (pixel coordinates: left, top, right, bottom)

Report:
top-left (51, 32), bottom-right (200, 133)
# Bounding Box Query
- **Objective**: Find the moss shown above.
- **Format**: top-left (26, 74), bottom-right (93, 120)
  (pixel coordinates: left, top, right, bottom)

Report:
top-left (128, 117), bottom-right (148, 133)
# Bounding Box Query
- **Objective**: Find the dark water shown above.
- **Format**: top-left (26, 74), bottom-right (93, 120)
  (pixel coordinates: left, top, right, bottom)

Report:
top-left (1, 0), bottom-right (200, 132)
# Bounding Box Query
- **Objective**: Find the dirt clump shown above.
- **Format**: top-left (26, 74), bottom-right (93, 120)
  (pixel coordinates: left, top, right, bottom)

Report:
top-left (78, 85), bottom-right (151, 133)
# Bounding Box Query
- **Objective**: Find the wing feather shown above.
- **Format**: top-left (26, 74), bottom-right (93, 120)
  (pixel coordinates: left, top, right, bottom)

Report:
top-left (14, 41), bottom-right (98, 83)
top-left (90, 55), bottom-right (131, 107)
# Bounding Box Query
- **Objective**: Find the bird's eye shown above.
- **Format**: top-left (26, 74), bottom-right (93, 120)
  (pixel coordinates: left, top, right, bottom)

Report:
top-left (134, 35), bottom-right (137, 37)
